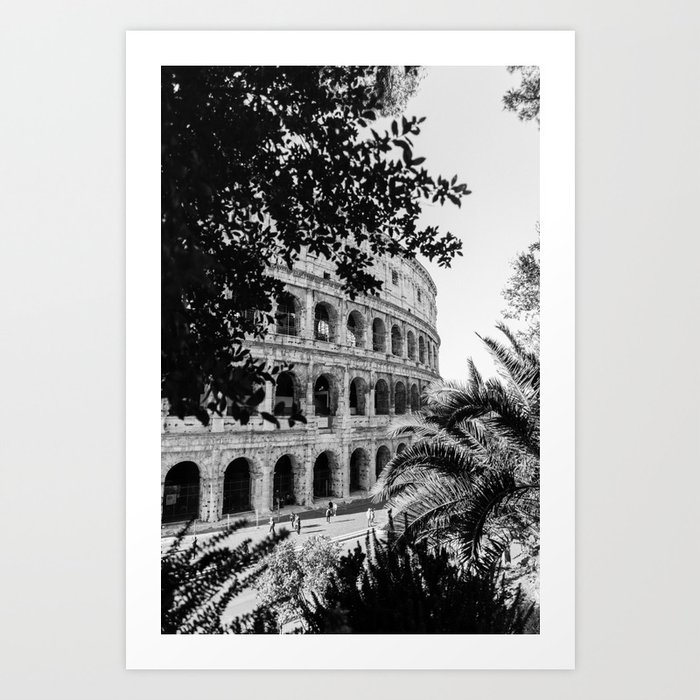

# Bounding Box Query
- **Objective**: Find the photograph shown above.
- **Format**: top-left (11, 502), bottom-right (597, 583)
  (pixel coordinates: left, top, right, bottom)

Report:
top-left (159, 63), bottom-right (541, 635)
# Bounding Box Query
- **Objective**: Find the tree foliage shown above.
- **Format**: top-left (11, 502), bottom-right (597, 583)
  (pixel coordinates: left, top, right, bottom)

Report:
top-left (503, 66), bottom-right (540, 125)
top-left (256, 536), bottom-right (340, 631)
top-left (302, 526), bottom-right (536, 634)
top-left (373, 325), bottom-right (540, 585)
top-left (161, 519), bottom-right (288, 634)
top-left (502, 235), bottom-right (540, 353)
top-left (162, 66), bottom-right (469, 423)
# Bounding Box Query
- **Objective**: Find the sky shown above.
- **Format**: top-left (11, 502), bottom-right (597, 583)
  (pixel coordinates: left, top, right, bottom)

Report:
top-left (402, 67), bottom-right (539, 380)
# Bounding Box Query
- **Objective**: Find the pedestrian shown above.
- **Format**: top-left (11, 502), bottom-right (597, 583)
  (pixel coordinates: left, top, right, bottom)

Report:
top-left (328, 500), bottom-right (334, 516)
top-left (295, 516), bottom-right (301, 536)
top-left (325, 507), bottom-right (332, 524)
top-left (366, 507), bottom-right (373, 529)
top-left (268, 516), bottom-right (276, 536)
top-left (332, 502), bottom-right (338, 517)
top-left (370, 508), bottom-right (376, 527)
top-left (289, 512), bottom-right (296, 527)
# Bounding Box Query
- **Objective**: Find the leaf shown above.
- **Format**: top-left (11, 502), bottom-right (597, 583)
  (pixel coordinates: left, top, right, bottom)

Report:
top-left (261, 412), bottom-right (281, 429)
top-left (410, 157), bottom-right (425, 166)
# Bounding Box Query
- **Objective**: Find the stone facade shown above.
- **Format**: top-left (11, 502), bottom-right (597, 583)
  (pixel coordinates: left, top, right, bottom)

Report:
top-left (161, 248), bottom-right (441, 524)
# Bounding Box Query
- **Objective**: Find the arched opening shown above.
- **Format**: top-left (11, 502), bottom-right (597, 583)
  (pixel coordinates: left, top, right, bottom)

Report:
top-left (222, 458), bottom-right (251, 514)
top-left (410, 383), bottom-right (420, 412)
top-left (314, 302), bottom-right (335, 342)
top-left (391, 325), bottom-right (403, 356)
top-left (375, 379), bottom-right (389, 415)
top-left (350, 448), bottom-right (370, 493)
top-left (313, 451), bottom-right (340, 499)
top-left (273, 455), bottom-right (296, 507)
top-left (407, 330), bottom-right (416, 360)
top-left (347, 310), bottom-right (364, 348)
top-left (418, 336), bottom-right (426, 364)
top-left (395, 381), bottom-right (407, 414)
top-left (349, 377), bottom-right (367, 416)
top-left (428, 343), bottom-right (433, 368)
top-left (372, 318), bottom-right (386, 352)
top-left (397, 442), bottom-right (407, 455)
top-left (162, 461), bottom-right (200, 523)
top-left (274, 371), bottom-right (297, 416)
top-left (376, 446), bottom-right (391, 479)
top-left (275, 292), bottom-right (299, 336)
top-left (313, 374), bottom-right (335, 416)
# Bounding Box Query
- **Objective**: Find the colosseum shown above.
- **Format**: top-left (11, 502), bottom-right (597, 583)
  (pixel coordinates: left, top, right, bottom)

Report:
top-left (161, 248), bottom-right (441, 525)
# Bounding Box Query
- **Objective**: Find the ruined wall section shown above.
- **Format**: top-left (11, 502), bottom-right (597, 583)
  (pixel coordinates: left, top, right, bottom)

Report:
top-left (161, 249), bottom-right (443, 523)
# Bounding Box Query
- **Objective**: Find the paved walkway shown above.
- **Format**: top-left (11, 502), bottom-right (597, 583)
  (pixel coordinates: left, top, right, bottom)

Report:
top-left (161, 497), bottom-right (388, 556)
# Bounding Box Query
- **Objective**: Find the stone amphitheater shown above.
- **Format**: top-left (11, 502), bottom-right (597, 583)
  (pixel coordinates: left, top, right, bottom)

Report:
top-left (161, 248), bottom-right (441, 525)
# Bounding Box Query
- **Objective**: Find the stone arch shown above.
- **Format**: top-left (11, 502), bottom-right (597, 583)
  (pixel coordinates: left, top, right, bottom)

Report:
top-left (397, 442), bottom-right (407, 455)
top-left (275, 291), bottom-right (301, 337)
top-left (407, 330), bottom-right (416, 360)
top-left (267, 448), bottom-right (306, 507)
top-left (314, 301), bottom-right (337, 342)
top-left (313, 372), bottom-right (338, 416)
top-left (349, 376), bottom-right (368, 415)
top-left (394, 380), bottom-right (407, 414)
top-left (391, 324), bottom-right (403, 356)
top-left (222, 457), bottom-right (252, 514)
top-left (375, 378), bottom-right (389, 415)
top-left (347, 309), bottom-right (365, 348)
top-left (272, 454), bottom-right (299, 508)
top-left (349, 448), bottom-right (370, 493)
top-left (418, 335), bottom-right (426, 363)
top-left (375, 445), bottom-right (391, 479)
top-left (313, 450), bottom-right (342, 499)
top-left (410, 383), bottom-right (420, 412)
top-left (372, 317), bottom-right (386, 352)
top-left (273, 370), bottom-right (301, 416)
top-left (162, 461), bottom-right (201, 524)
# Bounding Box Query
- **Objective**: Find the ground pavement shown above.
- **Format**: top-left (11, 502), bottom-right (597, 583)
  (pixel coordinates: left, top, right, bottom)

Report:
top-left (161, 497), bottom-right (387, 554)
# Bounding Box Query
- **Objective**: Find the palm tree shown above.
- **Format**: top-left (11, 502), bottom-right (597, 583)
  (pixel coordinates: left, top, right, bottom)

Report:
top-left (373, 324), bottom-right (540, 576)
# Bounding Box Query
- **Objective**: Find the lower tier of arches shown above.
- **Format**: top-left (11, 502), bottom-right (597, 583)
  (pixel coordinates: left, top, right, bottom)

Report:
top-left (161, 437), bottom-right (410, 525)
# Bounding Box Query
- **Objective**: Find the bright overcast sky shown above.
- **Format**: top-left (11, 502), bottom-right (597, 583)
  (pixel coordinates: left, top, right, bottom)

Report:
top-left (405, 67), bottom-right (539, 381)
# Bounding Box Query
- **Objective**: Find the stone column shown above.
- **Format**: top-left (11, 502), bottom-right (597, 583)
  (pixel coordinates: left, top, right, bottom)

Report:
top-left (306, 362), bottom-right (315, 416)
top-left (304, 289), bottom-right (314, 340)
top-left (338, 298), bottom-right (347, 346)
top-left (304, 445), bottom-right (314, 505)
top-left (341, 443), bottom-right (350, 499)
top-left (388, 373), bottom-right (396, 416)
top-left (263, 380), bottom-right (274, 414)
top-left (341, 367), bottom-right (350, 416)
top-left (259, 469), bottom-right (272, 515)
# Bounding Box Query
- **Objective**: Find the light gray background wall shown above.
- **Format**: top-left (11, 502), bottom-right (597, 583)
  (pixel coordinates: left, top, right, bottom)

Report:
top-left (1, 1), bottom-right (698, 698)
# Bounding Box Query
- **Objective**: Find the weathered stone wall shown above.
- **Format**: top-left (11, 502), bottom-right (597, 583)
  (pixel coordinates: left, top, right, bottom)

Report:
top-left (161, 249), bottom-right (443, 523)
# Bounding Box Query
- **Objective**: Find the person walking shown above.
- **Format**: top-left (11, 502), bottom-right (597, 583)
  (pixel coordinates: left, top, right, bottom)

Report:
top-left (295, 515), bottom-right (302, 536)
top-left (289, 512), bottom-right (296, 528)
top-left (366, 507), bottom-right (373, 529)
top-left (268, 516), bottom-right (276, 536)
top-left (332, 501), bottom-right (338, 517)
top-left (325, 507), bottom-right (332, 524)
